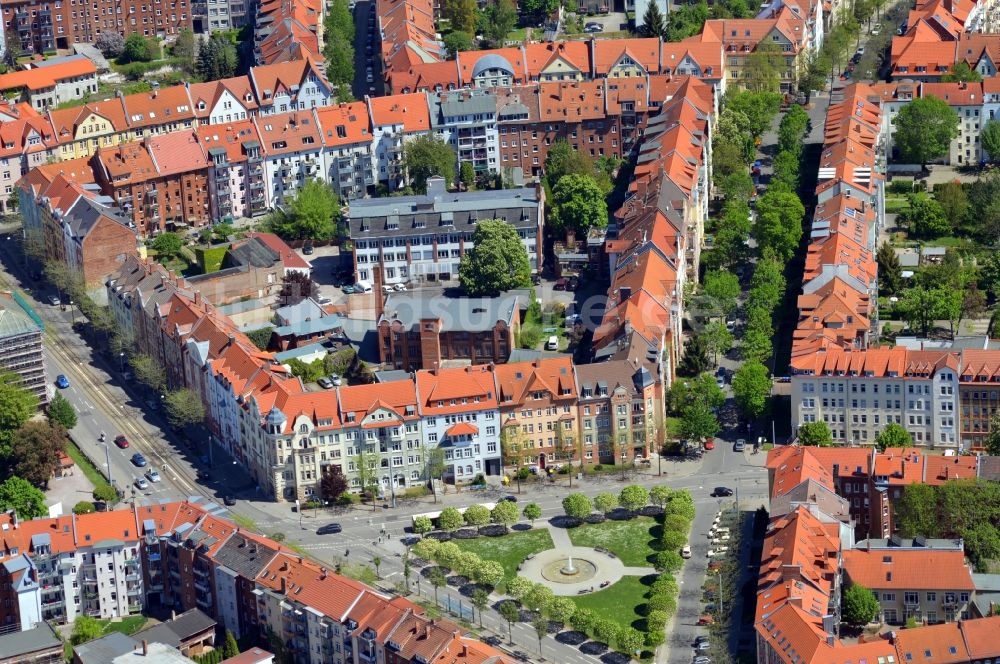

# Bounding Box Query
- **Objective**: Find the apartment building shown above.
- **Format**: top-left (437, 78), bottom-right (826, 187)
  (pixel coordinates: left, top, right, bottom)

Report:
top-left (249, 60), bottom-right (333, 115)
top-left (495, 357), bottom-right (579, 471)
top-left (428, 89), bottom-right (499, 175)
top-left (316, 102), bottom-right (376, 201)
top-left (415, 365), bottom-right (502, 480)
top-left (0, 290), bottom-right (47, 405)
top-left (198, 120), bottom-right (267, 220)
top-left (347, 177), bottom-right (543, 287)
top-left (1, 102), bottom-right (60, 214)
top-left (575, 359), bottom-right (658, 465)
top-left (843, 544), bottom-right (975, 625)
top-left (188, 77), bottom-right (260, 125)
top-left (255, 110), bottom-right (324, 208)
top-left (252, 0), bottom-right (324, 65)
top-left (367, 93), bottom-right (432, 189)
top-left (0, 56), bottom-right (97, 112)
top-left (0, 0), bottom-right (191, 56)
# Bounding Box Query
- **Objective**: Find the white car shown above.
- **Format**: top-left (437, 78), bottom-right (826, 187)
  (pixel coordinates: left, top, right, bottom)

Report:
top-left (145, 469), bottom-right (161, 482)
top-left (707, 546), bottom-right (729, 557)
top-left (134, 477), bottom-right (149, 490)
top-left (393, 283), bottom-right (407, 291)
top-left (681, 545), bottom-right (692, 559)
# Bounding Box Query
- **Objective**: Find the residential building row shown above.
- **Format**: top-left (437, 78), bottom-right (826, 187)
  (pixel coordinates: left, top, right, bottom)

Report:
top-left (251, 0), bottom-right (324, 65)
top-left (0, 55), bottom-right (97, 112)
top-left (757, 443), bottom-right (1000, 664)
top-left (0, 500), bottom-right (516, 664)
top-left (104, 254), bottom-right (665, 501)
top-left (890, 2), bottom-right (1000, 80)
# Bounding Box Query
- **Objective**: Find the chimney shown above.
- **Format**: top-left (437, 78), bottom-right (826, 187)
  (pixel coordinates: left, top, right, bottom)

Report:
top-left (320, 567), bottom-right (327, 580)
top-left (280, 577), bottom-right (287, 594)
top-left (142, 640), bottom-right (148, 656)
top-left (424, 623), bottom-right (432, 639)
top-left (461, 644), bottom-right (469, 657)
top-left (194, 291), bottom-right (201, 305)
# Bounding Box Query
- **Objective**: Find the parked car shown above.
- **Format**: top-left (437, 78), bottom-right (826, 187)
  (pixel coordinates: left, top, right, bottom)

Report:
top-left (715, 373), bottom-right (725, 388)
top-left (697, 615), bottom-right (715, 626)
top-left (712, 486), bottom-right (734, 497)
top-left (693, 656), bottom-right (712, 664)
top-left (393, 283), bottom-right (407, 291)
top-left (734, 439), bottom-right (746, 452)
top-left (583, 23), bottom-right (603, 32)
top-left (114, 435), bottom-right (130, 449)
top-left (223, 495), bottom-right (237, 506)
top-left (695, 641), bottom-right (712, 651)
top-left (48, 294), bottom-right (61, 306)
top-left (131, 453), bottom-right (147, 467)
top-left (354, 282), bottom-right (373, 293)
top-left (317, 377), bottom-right (334, 389)
top-left (703, 439), bottom-right (715, 450)
top-left (302, 245), bottom-right (314, 255)
top-left (502, 495), bottom-right (517, 502)
top-left (681, 545), bottom-right (692, 558)
top-left (134, 477), bottom-right (148, 490)
top-left (330, 374), bottom-right (342, 386)
top-left (341, 285), bottom-right (356, 294)
top-left (145, 469), bottom-right (161, 483)
top-left (317, 523), bottom-right (343, 535)
top-left (55, 374), bottom-right (70, 389)
top-left (317, 296), bottom-right (333, 306)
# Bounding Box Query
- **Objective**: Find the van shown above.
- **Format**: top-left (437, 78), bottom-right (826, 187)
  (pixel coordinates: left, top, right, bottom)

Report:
top-left (545, 335), bottom-right (559, 351)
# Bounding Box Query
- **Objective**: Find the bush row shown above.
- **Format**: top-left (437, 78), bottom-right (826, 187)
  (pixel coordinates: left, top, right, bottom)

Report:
top-left (410, 539), bottom-right (506, 588)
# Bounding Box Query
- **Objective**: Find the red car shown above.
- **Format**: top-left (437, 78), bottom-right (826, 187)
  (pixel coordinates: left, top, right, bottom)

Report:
top-left (697, 615), bottom-right (715, 626)
top-left (703, 439), bottom-right (715, 450)
top-left (114, 435), bottom-right (129, 449)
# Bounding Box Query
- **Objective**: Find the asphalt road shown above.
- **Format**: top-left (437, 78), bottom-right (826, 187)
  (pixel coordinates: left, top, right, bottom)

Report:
top-left (352, 1), bottom-right (383, 100)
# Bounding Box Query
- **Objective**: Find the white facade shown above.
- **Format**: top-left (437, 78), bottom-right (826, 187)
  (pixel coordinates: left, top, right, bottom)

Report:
top-left (262, 146), bottom-right (324, 208)
top-left (322, 142), bottom-right (376, 201)
top-left (213, 565), bottom-right (242, 638)
top-left (199, 88), bottom-right (254, 125)
top-left (420, 409), bottom-right (502, 481)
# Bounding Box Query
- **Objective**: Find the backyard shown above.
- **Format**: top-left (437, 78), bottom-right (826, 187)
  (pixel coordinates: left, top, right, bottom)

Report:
top-left (452, 528), bottom-right (554, 586)
top-left (566, 517), bottom-right (659, 567)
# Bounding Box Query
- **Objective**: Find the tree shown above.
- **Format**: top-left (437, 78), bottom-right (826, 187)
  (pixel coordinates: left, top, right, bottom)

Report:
top-left (438, 507), bottom-right (465, 531)
top-left (544, 596), bottom-right (575, 625)
top-left (896, 286), bottom-right (960, 337)
top-left (667, 373), bottom-right (725, 414)
top-left (941, 61), bottom-right (982, 82)
top-left (617, 627), bottom-right (645, 658)
top-left (874, 423), bottom-right (913, 452)
top-left (426, 446), bottom-right (447, 503)
top-left (278, 271), bottom-right (320, 306)
top-left (963, 523), bottom-right (1000, 572)
top-left (594, 492), bottom-right (618, 516)
top-left (498, 600), bottom-right (520, 643)
top-left (267, 179), bottom-right (337, 241)
top-left (472, 588), bottom-right (490, 627)
top-left (172, 28), bottom-right (196, 73)
top-left (491, 500), bottom-right (519, 530)
top-left (197, 33), bottom-right (238, 81)
top-left (10, 421), bottom-right (65, 487)
top-left (982, 119), bottom-right (1000, 162)
top-left (121, 32), bottom-right (155, 62)
top-left (523, 502), bottom-right (542, 523)
top-left (936, 181), bottom-right (969, 229)
top-left (544, 140), bottom-right (609, 193)
top-left (531, 614), bottom-right (548, 655)
top-left (618, 485), bottom-right (649, 513)
top-left (506, 575), bottom-right (533, 600)
top-left (0, 476), bottom-right (47, 519)
top-left (550, 174), bottom-right (608, 235)
top-left (47, 393), bottom-right (77, 430)
top-left (428, 567), bottom-right (446, 606)
top-left (732, 361), bottom-right (772, 420)
top-left (475, 560), bottom-right (505, 588)
top-left (678, 401), bottom-right (720, 442)
top-left (893, 96), bottom-right (959, 165)
top-left (755, 190), bottom-right (805, 260)
top-left (797, 421), bottom-right (832, 447)
top-left (743, 42), bottom-right (783, 93)
top-left (655, 550), bottom-right (683, 572)
top-left (483, 0), bottom-right (517, 45)
top-left (321, 468), bottom-right (349, 502)
top-left (222, 631), bottom-right (240, 659)
top-left (641, 0), bottom-right (666, 39)
top-left (443, 30), bottom-right (474, 56)
top-left (463, 504), bottom-right (491, 527)
top-left (163, 388), bottom-right (206, 428)
top-left (445, 0), bottom-right (478, 33)
top-left (458, 219), bottom-right (532, 296)
top-left (93, 484), bottom-right (118, 503)
top-left (901, 192), bottom-right (950, 238)
top-left (96, 31), bottom-right (126, 58)
top-left (562, 493), bottom-right (593, 520)
top-left (404, 135), bottom-right (457, 193)
top-left (650, 485), bottom-right (671, 509)
top-left (521, 0), bottom-right (559, 18)
top-left (570, 607), bottom-right (596, 633)
top-left (703, 321), bottom-right (734, 367)
top-left (877, 242), bottom-right (902, 296)
top-left (150, 231), bottom-right (183, 259)
top-left (677, 334), bottom-right (710, 376)
top-left (702, 271), bottom-right (741, 315)
top-left (725, 90), bottom-right (783, 138)
top-left (73, 501), bottom-right (95, 515)
top-left (0, 374), bottom-right (39, 453)
top-left (593, 619), bottom-right (621, 646)
top-left (323, 32), bottom-right (355, 85)
top-left (842, 584), bottom-right (881, 626)
top-left (71, 615), bottom-right (104, 645)
top-left (524, 584), bottom-right (555, 614)
top-left (325, 0), bottom-right (355, 42)
top-left (372, 556), bottom-right (382, 579)
top-left (986, 411), bottom-right (1000, 455)
top-left (459, 161), bottom-right (476, 191)
top-left (412, 515), bottom-right (433, 536)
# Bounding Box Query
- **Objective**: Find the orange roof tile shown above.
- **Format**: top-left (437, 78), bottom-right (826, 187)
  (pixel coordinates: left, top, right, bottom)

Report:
top-left (0, 57), bottom-right (96, 92)
top-left (315, 102), bottom-right (373, 147)
top-left (367, 92), bottom-right (431, 132)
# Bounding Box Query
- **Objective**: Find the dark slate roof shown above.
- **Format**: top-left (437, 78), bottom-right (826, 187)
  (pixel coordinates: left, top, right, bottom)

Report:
top-left (0, 624), bottom-right (62, 659)
top-left (212, 532), bottom-right (280, 580)
top-left (134, 609), bottom-right (216, 647)
top-left (227, 236), bottom-right (280, 269)
top-left (63, 195), bottom-right (134, 241)
top-left (74, 632), bottom-right (138, 664)
top-left (979, 455), bottom-right (1000, 482)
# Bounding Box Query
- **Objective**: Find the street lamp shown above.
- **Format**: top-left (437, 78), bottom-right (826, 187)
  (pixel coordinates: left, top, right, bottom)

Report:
top-left (119, 352), bottom-right (125, 374)
top-left (296, 499), bottom-right (302, 529)
top-left (101, 442), bottom-right (114, 491)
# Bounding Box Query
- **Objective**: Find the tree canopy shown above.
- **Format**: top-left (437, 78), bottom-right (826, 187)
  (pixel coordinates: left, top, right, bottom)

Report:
top-left (0, 476), bottom-right (47, 519)
top-left (842, 584), bottom-right (880, 626)
top-left (196, 33), bottom-right (237, 81)
top-left (893, 96), bottom-right (959, 165)
top-left (874, 423), bottom-right (912, 452)
top-left (550, 174), bottom-right (608, 235)
top-left (458, 219), bottom-right (532, 296)
top-left (732, 360), bottom-right (772, 420)
top-left (404, 135), bottom-right (457, 192)
top-left (267, 180), bottom-right (338, 241)
top-left (797, 421), bottom-right (832, 446)
top-left (9, 421), bottom-right (66, 487)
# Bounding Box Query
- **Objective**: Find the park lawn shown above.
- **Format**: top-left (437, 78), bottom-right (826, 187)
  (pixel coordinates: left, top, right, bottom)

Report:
top-left (566, 516), bottom-right (659, 566)
top-left (569, 575), bottom-right (647, 631)
top-left (452, 528), bottom-right (554, 584)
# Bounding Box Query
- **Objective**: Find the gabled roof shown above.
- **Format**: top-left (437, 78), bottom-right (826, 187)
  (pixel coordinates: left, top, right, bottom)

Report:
top-left (415, 365), bottom-right (498, 415)
top-left (592, 37), bottom-right (661, 75)
top-left (523, 41), bottom-right (591, 78)
top-left (367, 92), bottom-right (431, 132)
top-left (120, 84), bottom-right (195, 130)
top-left (316, 102), bottom-right (373, 147)
top-left (254, 110), bottom-right (323, 157)
top-left (145, 130), bottom-right (209, 176)
top-left (494, 357), bottom-right (577, 407)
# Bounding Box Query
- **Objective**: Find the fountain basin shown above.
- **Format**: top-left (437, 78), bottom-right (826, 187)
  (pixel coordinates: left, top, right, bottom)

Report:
top-left (540, 557), bottom-right (597, 584)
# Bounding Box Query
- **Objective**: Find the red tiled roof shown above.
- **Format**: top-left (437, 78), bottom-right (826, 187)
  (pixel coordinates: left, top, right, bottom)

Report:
top-left (0, 57), bottom-right (96, 92)
top-left (367, 92), bottom-right (431, 132)
top-left (145, 130), bottom-right (209, 176)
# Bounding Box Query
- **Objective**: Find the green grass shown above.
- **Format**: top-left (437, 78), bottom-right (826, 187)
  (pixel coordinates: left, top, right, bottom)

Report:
top-left (569, 575), bottom-right (649, 631)
top-left (566, 516), bottom-right (659, 566)
top-left (452, 528), bottom-right (554, 585)
top-left (230, 512), bottom-right (259, 532)
top-left (100, 615), bottom-right (147, 635)
top-left (65, 441), bottom-right (111, 491)
top-left (506, 27), bottom-right (527, 42)
top-left (884, 198), bottom-right (911, 214)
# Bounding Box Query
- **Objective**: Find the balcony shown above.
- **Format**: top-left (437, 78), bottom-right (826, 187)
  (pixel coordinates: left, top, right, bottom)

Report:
top-left (193, 565), bottom-right (209, 578)
top-left (147, 552), bottom-right (161, 562)
top-left (128, 603), bottom-right (142, 613)
top-left (127, 585), bottom-right (142, 596)
top-left (196, 592), bottom-right (213, 609)
top-left (359, 650), bottom-right (376, 664)
top-left (146, 189), bottom-right (158, 200)
top-left (194, 578), bottom-right (211, 593)
top-left (125, 571), bottom-right (141, 582)
top-left (41, 598), bottom-right (64, 609)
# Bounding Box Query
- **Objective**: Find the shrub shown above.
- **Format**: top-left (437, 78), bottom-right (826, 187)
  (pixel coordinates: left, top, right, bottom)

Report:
top-left (662, 513), bottom-right (691, 534)
top-left (659, 531), bottom-right (687, 552)
top-left (73, 501), bottom-right (95, 514)
top-left (438, 507), bottom-right (465, 531)
top-left (644, 630), bottom-right (665, 648)
top-left (655, 550), bottom-right (683, 573)
top-left (505, 576), bottom-right (534, 600)
top-left (650, 574), bottom-right (678, 596)
top-left (646, 609), bottom-right (669, 628)
top-left (570, 607), bottom-right (596, 633)
top-left (646, 591), bottom-right (677, 615)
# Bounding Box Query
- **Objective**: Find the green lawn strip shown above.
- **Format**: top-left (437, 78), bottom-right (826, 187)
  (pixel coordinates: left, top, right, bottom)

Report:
top-left (566, 517), bottom-right (659, 566)
top-left (65, 440), bottom-right (111, 491)
top-left (100, 615), bottom-right (147, 635)
top-left (452, 528), bottom-right (555, 586)
top-left (569, 575), bottom-right (650, 631)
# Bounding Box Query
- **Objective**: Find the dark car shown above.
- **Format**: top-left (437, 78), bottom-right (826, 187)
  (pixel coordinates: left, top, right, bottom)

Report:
top-left (711, 487), bottom-right (733, 497)
top-left (223, 495), bottom-right (237, 506)
top-left (131, 453), bottom-right (147, 467)
top-left (553, 278), bottom-right (568, 290)
top-left (114, 435), bottom-right (129, 449)
top-left (502, 495), bottom-right (517, 502)
top-left (55, 374), bottom-right (70, 389)
top-left (302, 244), bottom-right (314, 255)
top-left (317, 523), bottom-right (343, 535)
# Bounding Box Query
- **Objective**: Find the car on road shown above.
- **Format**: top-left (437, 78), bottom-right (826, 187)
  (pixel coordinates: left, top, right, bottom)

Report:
top-left (703, 439), bottom-right (715, 450)
top-left (145, 469), bottom-right (161, 482)
top-left (712, 486), bottom-right (734, 497)
top-left (681, 545), bottom-right (692, 558)
top-left (697, 615), bottom-right (715, 626)
top-left (734, 439), bottom-right (746, 452)
top-left (693, 656), bottom-right (712, 664)
top-left (114, 435), bottom-right (130, 449)
top-left (725, 318), bottom-right (736, 332)
top-left (55, 374), bottom-right (70, 389)
top-left (871, 24), bottom-right (881, 34)
top-left (131, 453), bottom-right (147, 467)
top-left (502, 495), bottom-right (517, 502)
top-left (317, 377), bottom-right (334, 389)
top-left (223, 495), bottom-right (237, 506)
top-left (694, 636), bottom-right (709, 645)
top-left (134, 477), bottom-right (148, 490)
top-left (48, 294), bottom-right (61, 306)
top-left (707, 546), bottom-right (728, 557)
top-left (302, 245), bottom-right (314, 255)
top-left (317, 296), bottom-right (333, 306)
top-left (715, 373), bottom-right (725, 388)
top-left (695, 641), bottom-right (712, 651)
top-left (341, 284), bottom-right (356, 294)
top-left (317, 523), bottom-right (343, 535)
top-left (394, 283), bottom-right (407, 291)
